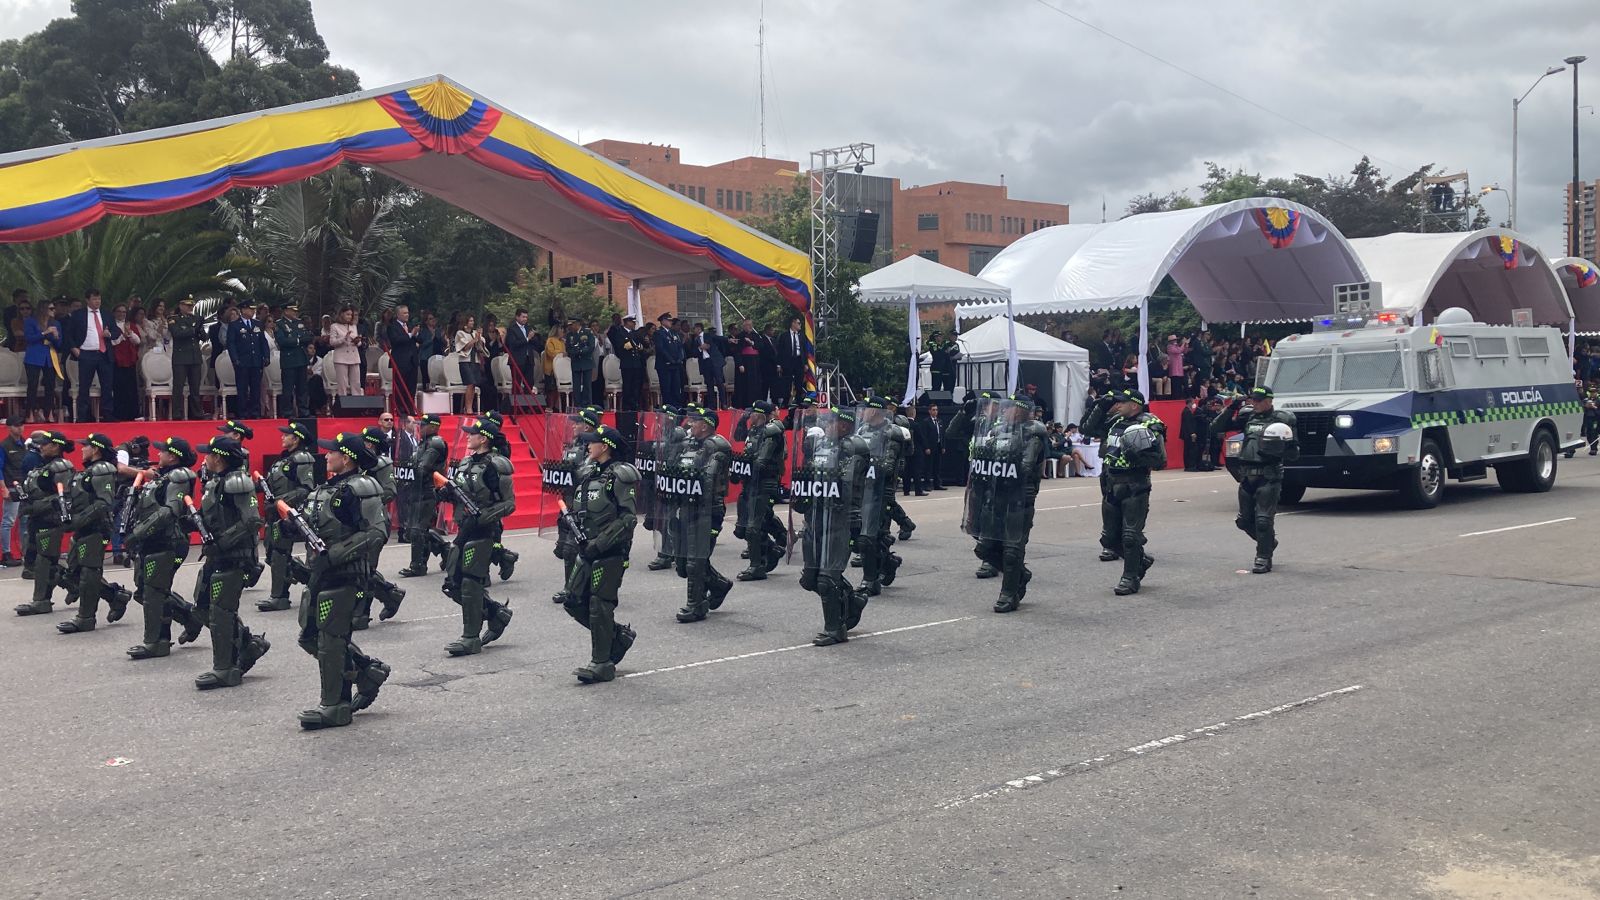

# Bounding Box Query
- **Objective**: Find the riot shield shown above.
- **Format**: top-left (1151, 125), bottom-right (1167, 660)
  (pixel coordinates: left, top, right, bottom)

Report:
top-left (537, 411), bottom-right (585, 540)
top-left (632, 410), bottom-right (673, 553)
top-left (962, 399), bottom-right (1036, 544)
top-left (788, 407), bottom-right (856, 574)
top-left (853, 406), bottom-right (893, 537)
top-left (652, 413), bottom-right (725, 561)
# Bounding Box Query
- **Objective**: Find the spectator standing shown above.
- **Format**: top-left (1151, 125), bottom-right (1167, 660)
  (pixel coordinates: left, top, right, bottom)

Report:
top-left (701, 326), bottom-right (727, 409)
top-left (386, 304), bottom-right (422, 412)
top-left (776, 316), bottom-right (807, 404)
top-left (168, 297), bottom-right (203, 419)
top-left (23, 299), bottom-right (59, 423)
top-left (329, 307), bottom-right (363, 397)
top-left (276, 303), bottom-right (314, 417)
top-left (227, 302), bottom-right (269, 418)
top-left (652, 314), bottom-right (684, 406)
top-left (542, 321), bottom-right (566, 408)
top-left (733, 320), bottom-right (760, 406)
top-left (919, 403), bottom-right (948, 490)
top-left (66, 288), bottom-right (119, 423)
top-left (454, 314), bottom-right (485, 415)
top-left (110, 305), bottom-right (142, 420)
top-left (506, 309), bottom-right (539, 394)
top-left (613, 316), bottom-right (646, 410)
top-left (567, 318), bottom-right (596, 408)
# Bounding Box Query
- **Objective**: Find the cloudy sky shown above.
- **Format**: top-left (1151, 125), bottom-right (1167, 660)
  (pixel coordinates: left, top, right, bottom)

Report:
top-left (4, 0), bottom-right (1599, 256)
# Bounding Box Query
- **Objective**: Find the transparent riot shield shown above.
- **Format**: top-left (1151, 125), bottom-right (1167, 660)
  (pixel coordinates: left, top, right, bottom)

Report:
top-left (652, 413), bottom-right (726, 561)
top-left (788, 408), bottom-right (856, 574)
top-left (853, 405), bottom-right (893, 538)
top-left (537, 411), bottom-right (585, 541)
top-left (632, 410), bottom-right (673, 555)
top-left (962, 399), bottom-right (1040, 544)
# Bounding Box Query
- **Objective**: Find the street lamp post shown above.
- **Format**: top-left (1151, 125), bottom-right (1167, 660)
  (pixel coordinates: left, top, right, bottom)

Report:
top-left (1480, 185), bottom-right (1510, 227)
top-left (1512, 64), bottom-right (1566, 230)
top-left (1567, 55), bottom-right (1587, 257)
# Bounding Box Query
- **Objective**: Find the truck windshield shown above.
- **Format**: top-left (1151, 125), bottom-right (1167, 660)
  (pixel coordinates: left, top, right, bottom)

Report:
top-left (1337, 349), bottom-right (1407, 391)
top-left (1266, 349), bottom-right (1332, 395)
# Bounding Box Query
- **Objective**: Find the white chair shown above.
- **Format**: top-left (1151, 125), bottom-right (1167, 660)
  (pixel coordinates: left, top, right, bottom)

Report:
top-left (213, 354), bottom-right (238, 419)
top-left (0, 349), bottom-right (27, 415)
top-left (723, 357), bottom-right (736, 387)
top-left (601, 354), bottom-right (622, 409)
top-left (200, 356), bottom-right (219, 415)
top-left (685, 360), bottom-right (706, 406)
top-left (426, 354), bottom-right (446, 390)
top-left (491, 355), bottom-right (514, 398)
top-left (377, 352), bottom-right (394, 413)
top-left (140, 351), bottom-right (173, 421)
top-left (263, 354), bottom-right (281, 419)
top-left (552, 354), bottom-right (574, 411)
top-left (440, 353), bottom-right (471, 408)
top-left (646, 363), bottom-right (660, 408)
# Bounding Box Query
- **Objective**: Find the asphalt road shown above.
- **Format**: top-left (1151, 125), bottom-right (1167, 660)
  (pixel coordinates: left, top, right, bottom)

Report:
top-left (3, 459), bottom-right (1599, 899)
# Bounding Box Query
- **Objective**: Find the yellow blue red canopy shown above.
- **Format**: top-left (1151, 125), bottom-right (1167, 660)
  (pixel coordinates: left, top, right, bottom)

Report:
top-left (0, 76), bottom-right (817, 388)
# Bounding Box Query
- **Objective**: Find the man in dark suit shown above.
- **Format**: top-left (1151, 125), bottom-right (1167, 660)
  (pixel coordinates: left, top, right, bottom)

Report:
top-left (226, 303), bottom-right (269, 418)
top-left (1179, 397), bottom-right (1206, 471)
top-left (776, 316), bottom-right (807, 404)
top-left (919, 403), bottom-right (949, 491)
top-left (65, 287), bottom-right (119, 422)
top-left (505, 308), bottom-right (538, 393)
top-left (385, 304), bottom-right (422, 411)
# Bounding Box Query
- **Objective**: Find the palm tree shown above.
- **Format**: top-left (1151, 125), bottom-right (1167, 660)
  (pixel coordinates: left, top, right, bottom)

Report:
top-left (0, 208), bottom-right (253, 302)
top-left (216, 167), bottom-right (410, 321)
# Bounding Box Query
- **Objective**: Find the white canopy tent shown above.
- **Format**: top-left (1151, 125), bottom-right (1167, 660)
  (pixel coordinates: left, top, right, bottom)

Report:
top-left (954, 316), bottom-right (1090, 425)
top-left (1549, 257), bottom-right (1600, 336)
top-left (956, 199), bottom-right (1368, 397)
top-left (856, 253), bottom-right (1017, 403)
top-left (1350, 230), bottom-right (1575, 357)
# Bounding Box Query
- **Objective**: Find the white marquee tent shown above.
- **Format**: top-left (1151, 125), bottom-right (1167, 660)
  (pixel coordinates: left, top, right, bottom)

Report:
top-left (955, 316), bottom-right (1090, 425)
top-left (1347, 229), bottom-right (1573, 328)
top-left (956, 199), bottom-right (1368, 397)
top-left (1550, 257), bottom-right (1600, 335)
top-left (856, 253), bottom-right (1017, 402)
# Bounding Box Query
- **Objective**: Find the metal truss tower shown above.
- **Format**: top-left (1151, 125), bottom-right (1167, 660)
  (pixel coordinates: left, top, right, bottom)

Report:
top-left (808, 142), bottom-right (874, 329)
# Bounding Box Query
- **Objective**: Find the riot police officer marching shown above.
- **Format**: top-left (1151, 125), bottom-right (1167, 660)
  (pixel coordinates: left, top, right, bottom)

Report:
top-left (124, 437), bottom-right (207, 659)
top-left (1212, 386), bottom-right (1298, 573)
top-left (293, 431), bottom-right (391, 730)
top-left (954, 394), bottom-right (1048, 613)
top-left (791, 406), bottom-right (870, 646)
top-left (663, 406), bottom-right (733, 624)
top-left (1084, 388), bottom-right (1168, 596)
top-left (13, 431), bottom-right (74, 616)
top-left (442, 418), bottom-right (516, 657)
top-left (398, 414), bottom-right (450, 577)
top-left (353, 426), bottom-right (406, 628)
top-left (257, 421), bottom-right (315, 612)
top-left (733, 400), bottom-right (788, 581)
top-left (557, 425), bottom-right (639, 684)
top-left (55, 433), bottom-right (134, 633)
top-left (192, 436), bottom-right (272, 689)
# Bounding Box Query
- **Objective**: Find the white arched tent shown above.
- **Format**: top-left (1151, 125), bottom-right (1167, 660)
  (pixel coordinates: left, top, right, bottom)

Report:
top-left (856, 253), bottom-right (1016, 403)
top-left (1551, 257), bottom-right (1600, 335)
top-left (956, 199), bottom-right (1368, 397)
top-left (954, 316), bottom-right (1090, 425)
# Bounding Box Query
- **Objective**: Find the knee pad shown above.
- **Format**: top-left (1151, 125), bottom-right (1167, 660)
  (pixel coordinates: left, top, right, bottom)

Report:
top-left (799, 568), bottom-right (819, 592)
top-left (1002, 544), bottom-right (1025, 568)
top-left (1235, 516), bottom-right (1254, 534)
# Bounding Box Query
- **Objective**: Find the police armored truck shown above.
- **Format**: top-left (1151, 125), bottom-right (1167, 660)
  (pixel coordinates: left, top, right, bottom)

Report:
top-left (1232, 305), bottom-right (1582, 508)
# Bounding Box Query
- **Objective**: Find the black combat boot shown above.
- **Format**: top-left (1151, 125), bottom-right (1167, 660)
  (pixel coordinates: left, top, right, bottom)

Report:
top-left (675, 599), bottom-right (708, 623)
top-left (482, 601), bottom-right (513, 645)
top-left (1251, 557), bottom-right (1272, 574)
top-left (975, 561), bottom-right (998, 578)
top-left (610, 623), bottom-right (637, 665)
top-left (646, 554), bottom-right (673, 571)
top-left (106, 584), bottom-right (132, 622)
top-left (1098, 547), bottom-right (1122, 562)
top-left (574, 661), bottom-right (616, 683)
top-left (898, 522), bottom-right (915, 541)
top-left (352, 660), bottom-right (391, 712)
top-left (57, 616), bottom-right (96, 633)
top-left (497, 548), bottom-right (518, 581)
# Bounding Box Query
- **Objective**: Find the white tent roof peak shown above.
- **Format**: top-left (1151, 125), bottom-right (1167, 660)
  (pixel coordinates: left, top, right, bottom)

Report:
top-left (855, 254), bottom-right (1011, 304)
top-left (959, 198), bottom-right (1367, 324)
top-left (1348, 229), bottom-right (1572, 326)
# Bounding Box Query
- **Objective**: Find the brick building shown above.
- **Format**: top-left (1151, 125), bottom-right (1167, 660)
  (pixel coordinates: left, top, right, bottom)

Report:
top-left (1566, 179), bottom-right (1598, 260)
top-left (548, 141), bottom-right (1070, 324)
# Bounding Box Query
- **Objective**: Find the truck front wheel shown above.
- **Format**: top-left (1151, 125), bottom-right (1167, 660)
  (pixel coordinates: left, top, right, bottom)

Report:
top-left (1399, 438), bottom-right (1444, 509)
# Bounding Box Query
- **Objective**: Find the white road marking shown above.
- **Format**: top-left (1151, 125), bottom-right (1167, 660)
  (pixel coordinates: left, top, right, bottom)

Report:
top-left (937, 684), bottom-right (1364, 810)
top-left (1457, 517), bottom-right (1576, 538)
top-left (622, 616), bottom-right (976, 679)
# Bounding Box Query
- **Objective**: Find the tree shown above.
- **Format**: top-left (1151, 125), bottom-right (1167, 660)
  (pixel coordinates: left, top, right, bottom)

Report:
top-left (0, 207), bottom-right (253, 303)
top-left (395, 192), bottom-right (543, 321)
top-left (0, 0), bottom-right (359, 153)
top-left (485, 268), bottom-right (620, 331)
top-left (216, 168), bottom-right (409, 319)
top-left (1123, 191), bottom-right (1197, 217)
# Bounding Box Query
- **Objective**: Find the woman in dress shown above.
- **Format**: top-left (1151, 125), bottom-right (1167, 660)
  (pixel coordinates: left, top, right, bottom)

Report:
top-left (110, 304), bottom-right (143, 420)
top-left (454, 314), bottom-right (486, 415)
top-left (23, 299), bottom-right (60, 423)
